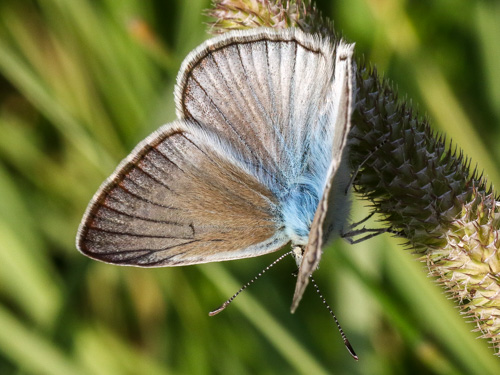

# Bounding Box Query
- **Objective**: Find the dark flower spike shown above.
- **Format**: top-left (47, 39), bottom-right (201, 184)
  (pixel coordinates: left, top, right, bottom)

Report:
top-left (208, 0), bottom-right (500, 355)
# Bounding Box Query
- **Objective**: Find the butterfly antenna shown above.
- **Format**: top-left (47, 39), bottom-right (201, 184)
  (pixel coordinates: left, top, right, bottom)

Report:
top-left (209, 250), bottom-right (294, 316)
top-left (310, 276), bottom-right (359, 361)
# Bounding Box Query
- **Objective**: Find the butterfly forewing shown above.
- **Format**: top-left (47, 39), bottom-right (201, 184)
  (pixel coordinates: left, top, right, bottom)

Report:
top-left (175, 29), bottom-right (337, 190)
top-left (291, 41), bottom-right (356, 312)
top-left (77, 120), bottom-right (289, 266)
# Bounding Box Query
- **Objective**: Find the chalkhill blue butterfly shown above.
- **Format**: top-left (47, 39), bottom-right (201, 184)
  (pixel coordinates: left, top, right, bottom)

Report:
top-left (77, 27), bottom-right (355, 318)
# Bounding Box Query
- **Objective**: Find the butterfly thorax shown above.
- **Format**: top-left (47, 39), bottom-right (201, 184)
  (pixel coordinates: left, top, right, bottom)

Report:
top-left (282, 179), bottom-right (323, 246)
top-left (280, 153), bottom-right (351, 249)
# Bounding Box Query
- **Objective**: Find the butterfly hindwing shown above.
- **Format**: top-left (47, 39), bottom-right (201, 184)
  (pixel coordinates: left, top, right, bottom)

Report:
top-left (77, 120), bottom-right (289, 266)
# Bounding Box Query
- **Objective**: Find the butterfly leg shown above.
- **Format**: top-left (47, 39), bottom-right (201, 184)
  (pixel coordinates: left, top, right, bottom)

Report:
top-left (341, 225), bottom-right (404, 244)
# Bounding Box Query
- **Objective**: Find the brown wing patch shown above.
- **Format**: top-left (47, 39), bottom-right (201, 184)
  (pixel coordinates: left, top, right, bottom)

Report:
top-left (77, 120), bottom-right (288, 267)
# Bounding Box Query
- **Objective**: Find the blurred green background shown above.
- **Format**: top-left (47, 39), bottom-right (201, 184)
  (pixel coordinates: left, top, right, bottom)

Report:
top-left (0, 0), bottom-right (499, 374)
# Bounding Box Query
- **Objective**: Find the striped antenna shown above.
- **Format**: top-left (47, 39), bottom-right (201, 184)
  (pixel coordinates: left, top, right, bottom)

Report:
top-left (310, 276), bottom-right (359, 361)
top-left (209, 250), bottom-right (294, 316)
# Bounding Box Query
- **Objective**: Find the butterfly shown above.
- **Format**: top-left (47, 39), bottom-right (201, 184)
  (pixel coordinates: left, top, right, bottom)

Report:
top-left (76, 27), bottom-right (355, 313)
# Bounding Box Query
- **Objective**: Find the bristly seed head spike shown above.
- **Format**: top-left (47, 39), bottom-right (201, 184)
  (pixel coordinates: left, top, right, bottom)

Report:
top-left (209, 250), bottom-right (294, 316)
top-left (207, 0), bottom-right (500, 358)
